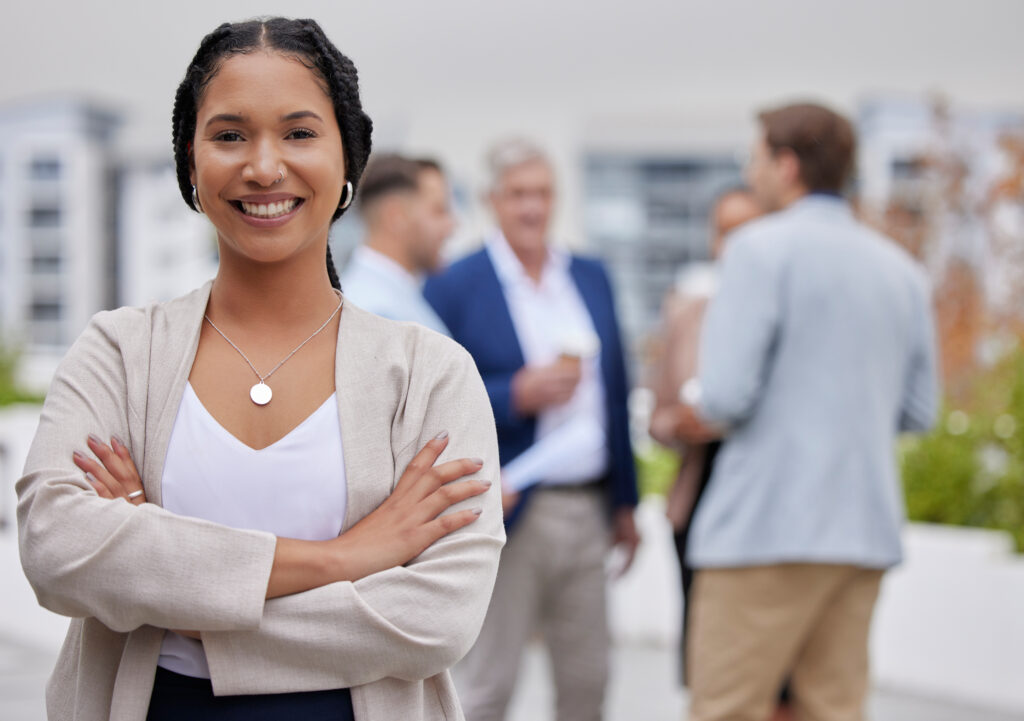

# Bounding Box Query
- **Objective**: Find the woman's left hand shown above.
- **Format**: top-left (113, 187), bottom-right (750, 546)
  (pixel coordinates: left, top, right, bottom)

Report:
top-left (73, 434), bottom-right (147, 505)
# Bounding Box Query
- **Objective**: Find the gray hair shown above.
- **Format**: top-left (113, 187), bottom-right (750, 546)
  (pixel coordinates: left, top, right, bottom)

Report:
top-left (485, 137), bottom-right (551, 192)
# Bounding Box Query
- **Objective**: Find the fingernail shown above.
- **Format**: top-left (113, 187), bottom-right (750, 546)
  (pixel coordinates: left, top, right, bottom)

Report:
top-left (481, 481), bottom-right (493, 489)
top-left (88, 434), bottom-right (102, 446)
top-left (472, 508), bottom-right (483, 516)
top-left (84, 472), bottom-right (99, 485)
top-left (111, 435), bottom-right (125, 450)
top-left (73, 451), bottom-right (86, 461)
top-left (433, 430), bottom-right (449, 441)
top-left (470, 457), bottom-right (484, 466)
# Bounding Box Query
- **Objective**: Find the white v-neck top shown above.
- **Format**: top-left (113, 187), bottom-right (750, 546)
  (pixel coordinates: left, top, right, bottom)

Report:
top-left (157, 382), bottom-right (346, 677)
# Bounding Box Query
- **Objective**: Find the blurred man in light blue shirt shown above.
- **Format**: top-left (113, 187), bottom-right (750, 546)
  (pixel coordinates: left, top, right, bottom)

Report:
top-left (340, 154), bottom-right (453, 336)
top-left (676, 103), bottom-right (939, 721)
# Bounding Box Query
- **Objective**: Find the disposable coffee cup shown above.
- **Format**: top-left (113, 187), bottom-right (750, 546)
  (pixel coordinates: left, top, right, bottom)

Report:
top-left (558, 331), bottom-right (600, 367)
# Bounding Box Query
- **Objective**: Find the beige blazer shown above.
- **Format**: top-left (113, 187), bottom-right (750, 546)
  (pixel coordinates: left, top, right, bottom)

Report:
top-left (16, 282), bottom-right (505, 721)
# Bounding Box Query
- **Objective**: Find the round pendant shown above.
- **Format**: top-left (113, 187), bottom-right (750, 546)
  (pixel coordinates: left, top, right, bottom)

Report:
top-left (250, 382), bottom-right (272, 406)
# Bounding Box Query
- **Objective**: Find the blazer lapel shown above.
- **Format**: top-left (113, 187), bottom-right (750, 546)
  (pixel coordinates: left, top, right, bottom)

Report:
top-left (142, 282), bottom-right (211, 507)
top-left (335, 299), bottom-right (395, 532)
top-left (568, 259), bottom-right (612, 373)
top-left (477, 249), bottom-right (526, 370)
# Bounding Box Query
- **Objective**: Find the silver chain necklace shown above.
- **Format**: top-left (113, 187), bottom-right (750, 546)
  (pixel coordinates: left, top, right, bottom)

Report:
top-left (203, 291), bottom-right (343, 406)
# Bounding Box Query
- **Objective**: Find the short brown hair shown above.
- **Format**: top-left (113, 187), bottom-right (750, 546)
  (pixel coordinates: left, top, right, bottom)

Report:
top-left (414, 157), bottom-right (443, 175)
top-left (757, 103), bottom-right (856, 194)
top-left (357, 153), bottom-right (421, 213)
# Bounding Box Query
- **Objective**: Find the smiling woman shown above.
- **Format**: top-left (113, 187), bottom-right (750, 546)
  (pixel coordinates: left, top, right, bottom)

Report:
top-left (191, 52), bottom-right (347, 265)
top-left (15, 17), bottom-right (504, 721)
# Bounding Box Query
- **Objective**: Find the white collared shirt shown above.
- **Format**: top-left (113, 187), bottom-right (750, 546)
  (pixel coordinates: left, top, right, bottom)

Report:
top-left (340, 246), bottom-right (450, 336)
top-left (486, 233), bottom-right (609, 486)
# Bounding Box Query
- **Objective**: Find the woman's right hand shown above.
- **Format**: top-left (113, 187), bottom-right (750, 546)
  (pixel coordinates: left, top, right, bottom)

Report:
top-left (73, 434), bottom-right (147, 505)
top-left (329, 431), bottom-right (490, 582)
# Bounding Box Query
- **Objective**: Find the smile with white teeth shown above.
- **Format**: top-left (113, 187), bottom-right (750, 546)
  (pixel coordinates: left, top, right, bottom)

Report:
top-left (238, 198), bottom-right (301, 218)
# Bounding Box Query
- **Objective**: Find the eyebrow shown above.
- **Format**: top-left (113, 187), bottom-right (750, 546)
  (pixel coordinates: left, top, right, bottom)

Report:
top-left (282, 110), bottom-right (325, 123)
top-left (204, 110), bottom-right (325, 129)
top-left (205, 113), bottom-right (246, 129)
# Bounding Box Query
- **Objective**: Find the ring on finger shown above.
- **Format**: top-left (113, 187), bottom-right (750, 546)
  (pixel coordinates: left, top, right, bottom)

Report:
top-left (127, 489), bottom-right (144, 500)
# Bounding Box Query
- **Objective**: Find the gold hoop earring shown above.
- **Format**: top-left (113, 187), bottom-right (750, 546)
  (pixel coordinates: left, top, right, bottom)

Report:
top-left (338, 181), bottom-right (354, 210)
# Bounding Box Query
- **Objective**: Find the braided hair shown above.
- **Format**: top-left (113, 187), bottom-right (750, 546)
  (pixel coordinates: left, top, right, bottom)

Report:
top-left (171, 18), bottom-right (373, 290)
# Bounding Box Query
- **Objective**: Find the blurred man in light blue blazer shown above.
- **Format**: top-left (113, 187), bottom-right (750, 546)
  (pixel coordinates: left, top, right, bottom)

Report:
top-left (675, 103), bottom-right (939, 721)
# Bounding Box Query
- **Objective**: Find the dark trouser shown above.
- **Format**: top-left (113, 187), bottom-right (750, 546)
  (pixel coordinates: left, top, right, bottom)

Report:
top-left (675, 441), bottom-right (720, 646)
top-left (146, 666), bottom-right (355, 721)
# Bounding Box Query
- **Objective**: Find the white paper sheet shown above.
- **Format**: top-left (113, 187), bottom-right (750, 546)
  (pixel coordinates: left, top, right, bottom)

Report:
top-left (501, 416), bottom-right (606, 493)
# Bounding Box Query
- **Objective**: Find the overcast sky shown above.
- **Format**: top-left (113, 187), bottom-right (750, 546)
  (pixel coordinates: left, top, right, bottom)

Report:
top-left (3, 0), bottom-right (1022, 152)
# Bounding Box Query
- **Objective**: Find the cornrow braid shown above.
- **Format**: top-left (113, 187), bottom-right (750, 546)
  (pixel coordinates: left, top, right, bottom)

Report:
top-left (326, 244), bottom-right (342, 291)
top-left (171, 22), bottom-right (235, 212)
top-left (170, 17), bottom-right (373, 284)
top-left (291, 18), bottom-right (374, 221)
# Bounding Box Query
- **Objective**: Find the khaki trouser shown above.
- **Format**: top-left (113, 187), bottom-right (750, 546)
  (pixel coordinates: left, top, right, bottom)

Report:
top-left (687, 564), bottom-right (884, 721)
top-left (456, 487), bottom-right (610, 721)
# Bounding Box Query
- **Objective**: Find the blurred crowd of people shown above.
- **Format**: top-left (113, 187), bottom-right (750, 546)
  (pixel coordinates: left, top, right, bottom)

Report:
top-left (339, 101), bottom-right (940, 721)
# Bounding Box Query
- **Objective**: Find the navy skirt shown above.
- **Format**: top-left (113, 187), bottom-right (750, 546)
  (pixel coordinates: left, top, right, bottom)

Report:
top-left (146, 666), bottom-right (355, 721)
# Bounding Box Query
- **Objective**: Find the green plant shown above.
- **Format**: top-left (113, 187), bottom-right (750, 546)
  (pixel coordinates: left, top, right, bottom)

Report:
top-left (901, 345), bottom-right (1024, 551)
top-left (635, 441), bottom-right (681, 498)
top-left (0, 341), bottom-right (44, 407)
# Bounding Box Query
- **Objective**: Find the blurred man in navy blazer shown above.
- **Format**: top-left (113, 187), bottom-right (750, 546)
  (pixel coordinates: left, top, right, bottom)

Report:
top-left (425, 139), bottom-right (639, 721)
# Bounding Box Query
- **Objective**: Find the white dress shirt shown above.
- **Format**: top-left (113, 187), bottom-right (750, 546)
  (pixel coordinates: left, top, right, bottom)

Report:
top-left (486, 233), bottom-right (609, 487)
top-left (340, 246), bottom-right (450, 336)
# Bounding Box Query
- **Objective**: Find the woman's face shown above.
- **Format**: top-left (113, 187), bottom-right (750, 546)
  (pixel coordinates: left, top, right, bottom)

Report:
top-left (191, 50), bottom-right (346, 267)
